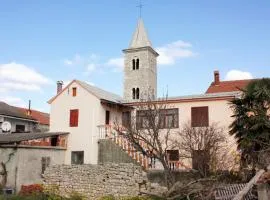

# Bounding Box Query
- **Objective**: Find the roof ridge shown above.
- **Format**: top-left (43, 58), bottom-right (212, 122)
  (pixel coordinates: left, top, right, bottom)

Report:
top-left (15, 106), bottom-right (49, 115)
top-left (76, 80), bottom-right (122, 99)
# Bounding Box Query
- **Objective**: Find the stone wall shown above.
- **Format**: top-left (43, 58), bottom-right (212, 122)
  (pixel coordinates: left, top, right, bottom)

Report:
top-left (43, 163), bottom-right (149, 199)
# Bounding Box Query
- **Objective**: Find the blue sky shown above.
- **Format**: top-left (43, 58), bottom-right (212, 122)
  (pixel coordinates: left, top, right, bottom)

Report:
top-left (0, 0), bottom-right (270, 112)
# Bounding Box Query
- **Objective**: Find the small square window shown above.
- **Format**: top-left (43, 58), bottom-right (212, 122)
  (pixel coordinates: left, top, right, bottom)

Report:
top-left (71, 151), bottom-right (84, 164)
top-left (72, 87), bottom-right (77, 97)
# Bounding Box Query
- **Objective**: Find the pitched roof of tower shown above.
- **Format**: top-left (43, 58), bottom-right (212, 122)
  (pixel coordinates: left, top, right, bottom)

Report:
top-left (129, 18), bottom-right (152, 48)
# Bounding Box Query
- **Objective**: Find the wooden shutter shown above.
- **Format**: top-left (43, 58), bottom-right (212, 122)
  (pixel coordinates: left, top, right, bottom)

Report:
top-left (72, 87), bottom-right (77, 97)
top-left (191, 106), bottom-right (209, 127)
top-left (70, 109), bottom-right (79, 127)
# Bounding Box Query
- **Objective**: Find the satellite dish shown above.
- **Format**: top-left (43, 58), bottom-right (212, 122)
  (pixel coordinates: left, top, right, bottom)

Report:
top-left (1, 121), bottom-right (11, 132)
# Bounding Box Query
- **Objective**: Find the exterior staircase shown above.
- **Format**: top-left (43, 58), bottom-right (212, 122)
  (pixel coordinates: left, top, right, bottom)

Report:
top-left (97, 125), bottom-right (190, 170)
top-left (98, 125), bottom-right (150, 169)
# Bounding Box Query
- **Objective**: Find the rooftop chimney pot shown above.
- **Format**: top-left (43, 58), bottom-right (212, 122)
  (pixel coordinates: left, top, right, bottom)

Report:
top-left (27, 100), bottom-right (31, 116)
top-left (214, 70), bottom-right (220, 85)
top-left (57, 81), bottom-right (64, 94)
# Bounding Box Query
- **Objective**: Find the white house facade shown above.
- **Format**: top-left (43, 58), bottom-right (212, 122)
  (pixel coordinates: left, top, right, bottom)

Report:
top-left (48, 18), bottom-right (248, 168)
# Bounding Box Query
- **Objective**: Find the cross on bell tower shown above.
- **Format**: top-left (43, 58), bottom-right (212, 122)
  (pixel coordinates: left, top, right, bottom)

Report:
top-left (136, 0), bottom-right (144, 18)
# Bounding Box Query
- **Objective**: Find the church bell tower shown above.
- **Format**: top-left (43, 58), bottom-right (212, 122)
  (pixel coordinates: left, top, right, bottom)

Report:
top-left (123, 19), bottom-right (159, 101)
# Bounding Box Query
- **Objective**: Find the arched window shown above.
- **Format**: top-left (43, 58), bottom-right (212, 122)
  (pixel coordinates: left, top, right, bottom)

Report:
top-left (132, 59), bottom-right (135, 70)
top-left (136, 59), bottom-right (139, 70)
top-left (136, 88), bottom-right (140, 99)
top-left (132, 88), bottom-right (136, 99)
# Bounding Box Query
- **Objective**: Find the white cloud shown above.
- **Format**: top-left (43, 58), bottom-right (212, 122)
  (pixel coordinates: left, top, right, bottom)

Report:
top-left (63, 80), bottom-right (71, 87)
top-left (0, 62), bottom-right (52, 92)
top-left (105, 40), bottom-right (196, 72)
top-left (64, 54), bottom-right (82, 66)
top-left (1, 82), bottom-right (41, 91)
top-left (86, 81), bottom-right (95, 86)
top-left (64, 53), bottom-right (99, 66)
top-left (64, 59), bottom-right (73, 65)
top-left (225, 70), bottom-right (253, 80)
top-left (64, 53), bottom-right (101, 75)
top-left (0, 95), bottom-right (25, 107)
top-left (157, 40), bottom-right (196, 65)
top-left (106, 58), bottom-right (124, 72)
top-left (86, 63), bottom-right (96, 73)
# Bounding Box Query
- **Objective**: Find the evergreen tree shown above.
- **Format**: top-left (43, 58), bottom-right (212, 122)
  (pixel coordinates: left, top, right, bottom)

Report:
top-left (230, 78), bottom-right (270, 168)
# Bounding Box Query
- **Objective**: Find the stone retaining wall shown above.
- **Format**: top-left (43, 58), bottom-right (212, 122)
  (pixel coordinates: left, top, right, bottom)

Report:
top-left (43, 163), bottom-right (148, 199)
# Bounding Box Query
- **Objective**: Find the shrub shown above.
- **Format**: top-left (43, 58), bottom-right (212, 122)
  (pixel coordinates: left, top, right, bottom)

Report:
top-left (100, 196), bottom-right (116, 200)
top-left (68, 191), bottom-right (85, 200)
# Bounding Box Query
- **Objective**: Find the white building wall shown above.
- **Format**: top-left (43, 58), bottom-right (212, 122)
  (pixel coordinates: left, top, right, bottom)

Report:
top-left (49, 81), bottom-right (123, 165)
top-left (166, 99), bottom-right (237, 168)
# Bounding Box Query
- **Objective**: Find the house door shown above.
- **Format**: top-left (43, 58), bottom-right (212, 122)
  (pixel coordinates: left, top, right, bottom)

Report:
top-left (105, 110), bottom-right (110, 125)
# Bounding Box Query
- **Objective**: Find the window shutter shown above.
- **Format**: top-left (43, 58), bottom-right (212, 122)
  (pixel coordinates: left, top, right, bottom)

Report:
top-left (70, 109), bottom-right (79, 127)
top-left (69, 110), bottom-right (73, 126)
top-left (191, 107), bottom-right (209, 127)
top-left (74, 109), bottom-right (78, 126)
top-left (72, 87), bottom-right (77, 97)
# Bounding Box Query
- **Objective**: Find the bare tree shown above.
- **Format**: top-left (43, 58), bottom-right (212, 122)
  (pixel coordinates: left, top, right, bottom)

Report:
top-left (115, 96), bottom-right (220, 199)
top-left (116, 95), bottom-right (178, 189)
top-left (174, 123), bottom-right (238, 177)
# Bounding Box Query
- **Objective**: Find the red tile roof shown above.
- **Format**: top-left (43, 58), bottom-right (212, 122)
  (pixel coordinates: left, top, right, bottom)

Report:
top-left (206, 79), bottom-right (253, 93)
top-left (17, 108), bottom-right (50, 125)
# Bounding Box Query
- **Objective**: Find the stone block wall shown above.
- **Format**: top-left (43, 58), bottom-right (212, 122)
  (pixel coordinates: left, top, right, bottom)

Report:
top-left (43, 163), bottom-right (148, 199)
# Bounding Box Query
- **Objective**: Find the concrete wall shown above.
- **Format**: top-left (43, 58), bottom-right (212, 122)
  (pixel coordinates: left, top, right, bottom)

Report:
top-left (49, 81), bottom-right (123, 165)
top-left (0, 146), bottom-right (65, 192)
top-left (98, 139), bottom-right (138, 165)
top-left (43, 163), bottom-right (148, 199)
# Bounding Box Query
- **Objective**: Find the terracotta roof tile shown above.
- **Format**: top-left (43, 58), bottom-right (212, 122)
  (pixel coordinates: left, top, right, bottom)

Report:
top-left (206, 79), bottom-right (253, 93)
top-left (0, 102), bottom-right (35, 120)
top-left (17, 107), bottom-right (50, 125)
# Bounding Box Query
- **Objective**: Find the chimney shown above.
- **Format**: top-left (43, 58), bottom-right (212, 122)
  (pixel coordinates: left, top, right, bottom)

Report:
top-left (214, 70), bottom-right (220, 85)
top-left (57, 81), bottom-right (64, 94)
top-left (27, 100), bottom-right (31, 116)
